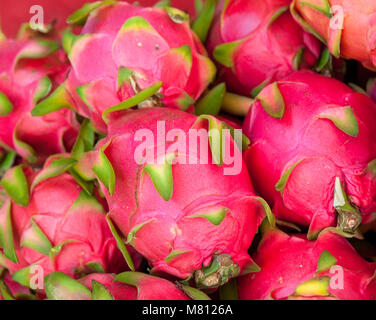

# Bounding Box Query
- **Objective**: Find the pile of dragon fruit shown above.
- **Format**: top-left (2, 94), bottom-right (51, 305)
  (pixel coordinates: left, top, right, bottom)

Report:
top-left (0, 0), bottom-right (376, 301)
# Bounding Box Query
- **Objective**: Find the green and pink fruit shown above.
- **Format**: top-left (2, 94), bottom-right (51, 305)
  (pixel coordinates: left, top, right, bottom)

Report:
top-left (207, 0), bottom-right (322, 97)
top-left (243, 71), bottom-right (376, 238)
top-left (0, 38), bottom-right (79, 164)
top-left (34, 0), bottom-right (216, 134)
top-left (44, 271), bottom-right (209, 300)
top-left (0, 271), bottom-right (33, 300)
top-left (238, 225), bottom-right (376, 300)
top-left (89, 107), bottom-right (268, 288)
top-left (291, 0), bottom-right (376, 71)
top-left (0, 156), bottom-right (140, 289)
top-left (367, 78), bottom-right (376, 103)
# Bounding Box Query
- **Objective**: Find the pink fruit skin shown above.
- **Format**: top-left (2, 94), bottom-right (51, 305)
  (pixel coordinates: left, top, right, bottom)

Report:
top-left (243, 71), bottom-right (376, 234)
top-left (238, 228), bottom-right (376, 300)
top-left (65, 1), bottom-right (215, 134)
top-left (0, 160), bottom-right (141, 282)
top-left (207, 0), bottom-right (322, 96)
top-left (79, 273), bottom-right (190, 300)
top-left (292, 0), bottom-right (376, 71)
top-left (97, 107), bottom-right (264, 280)
top-left (0, 39), bottom-right (78, 164)
top-left (216, 114), bottom-right (243, 129)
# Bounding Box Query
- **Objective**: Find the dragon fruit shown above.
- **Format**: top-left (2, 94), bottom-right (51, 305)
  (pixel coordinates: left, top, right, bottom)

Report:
top-left (0, 149), bottom-right (16, 178)
top-left (0, 38), bottom-right (79, 165)
top-left (243, 70), bottom-right (376, 238)
top-left (207, 0), bottom-right (322, 97)
top-left (33, 0), bottom-right (216, 134)
top-left (44, 271), bottom-right (209, 300)
top-left (291, 0), bottom-right (376, 71)
top-left (82, 107), bottom-right (268, 288)
top-left (238, 225), bottom-right (376, 300)
top-left (0, 149), bottom-right (5, 174)
top-left (0, 156), bottom-right (139, 290)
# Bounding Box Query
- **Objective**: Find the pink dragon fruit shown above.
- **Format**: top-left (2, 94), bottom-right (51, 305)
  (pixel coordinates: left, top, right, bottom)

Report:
top-left (238, 225), bottom-right (376, 300)
top-left (0, 156), bottom-right (140, 290)
top-left (0, 38), bottom-right (79, 165)
top-left (81, 107), bottom-right (268, 288)
top-left (0, 0), bottom-right (88, 38)
top-left (291, 0), bottom-right (376, 71)
top-left (33, 0), bottom-right (216, 134)
top-left (44, 271), bottom-right (209, 300)
top-left (207, 0), bottom-right (322, 97)
top-left (243, 71), bottom-right (376, 238)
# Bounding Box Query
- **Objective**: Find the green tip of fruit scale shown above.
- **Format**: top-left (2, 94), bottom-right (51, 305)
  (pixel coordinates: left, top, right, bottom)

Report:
top-left (67, 0), bottom-right (116, 26)
top-left (120, 16), bottom-right (154, 32)
top-left (318, 105), bottom-right (359, 138)
top-left (106, 214), bottom-right (135, 271)
top-left (333, 177), bottom-right (362, 234)
top-left (316, 250), bottom-right (337, 273)
top-left (91, 280), bottom-right (113, 300)
top-left (20, 218), bottom-right (52, 256)
top-left (189, 207), bottom-right (228, 226)
top-left (192, 0), bottom-right (217, 43)
top-left (93, 144), bottom-right (115, 195)
top-left (213, 40), bottom-right (241, 69)
top-left (179, 284), bottom-right (211, 300)
top-left (143, 153), bottom-right (175, 202)
top-left (195, 83), bottom-right (226, 117)
top-left (114, 271), bottom-right (148, 287)
top-left (32, 82), bottom-right (76, 117)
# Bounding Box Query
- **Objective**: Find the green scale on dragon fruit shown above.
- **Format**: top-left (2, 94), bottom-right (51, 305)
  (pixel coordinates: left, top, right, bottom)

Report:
top-left (207, 0), bottom-right (322, 97)
top-left (0, 37), bottom-right (78, 165)
top-left (0, 155), bottom-right (142, 293)
top-left (32, 0), bottom-right (217, 135)
top-left (237, 221), bottom-right (376, 300)
top-left (42, 271), bottom-right (211, 300)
